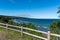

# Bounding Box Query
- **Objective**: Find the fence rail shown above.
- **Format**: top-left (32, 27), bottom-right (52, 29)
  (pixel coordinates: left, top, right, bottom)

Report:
top-left (0, 23), bottom-right (60, 40)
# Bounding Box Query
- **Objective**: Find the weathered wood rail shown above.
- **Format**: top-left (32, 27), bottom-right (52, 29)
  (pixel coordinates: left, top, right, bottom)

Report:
top-left (0, 23), bottom-right (60, 40)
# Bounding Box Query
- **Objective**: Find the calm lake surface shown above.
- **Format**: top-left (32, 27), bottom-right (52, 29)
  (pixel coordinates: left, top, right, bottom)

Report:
top-left (13, 17), bottom-right (59, 32)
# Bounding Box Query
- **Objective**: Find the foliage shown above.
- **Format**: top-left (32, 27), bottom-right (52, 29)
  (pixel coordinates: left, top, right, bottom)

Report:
top-left (0, 16), bottom-right (12, 23)
top-left (20, 22), bottom-right (27, 27)
top-left (27, 23), bottom-right (37, 29)
top-left (20, 22), bottom-right (37, 29)
top-left (50, 20), bottom-right (60, 40)
top-left (57, 7), bottom-right (60, 18)
top-left (57, 7), bottom-right (60, 13)
top-left (50, 20), bottom-right (60, 34)
top-left (56, 21), bottom-right (60, 28)
top-left (8, 20), bottom-right (21, 26)
top-left (0, 15), bottom-right (22, 23)
top-left (0, 15), bottom-right (37, 29)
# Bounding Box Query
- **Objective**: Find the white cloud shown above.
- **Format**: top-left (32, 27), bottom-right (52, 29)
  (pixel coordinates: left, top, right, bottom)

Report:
top-left (18, 14), bottom-right (32, 18)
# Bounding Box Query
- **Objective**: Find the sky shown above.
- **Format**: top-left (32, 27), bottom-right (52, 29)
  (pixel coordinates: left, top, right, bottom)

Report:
top-left (0, 0), bottom-right (60, 19)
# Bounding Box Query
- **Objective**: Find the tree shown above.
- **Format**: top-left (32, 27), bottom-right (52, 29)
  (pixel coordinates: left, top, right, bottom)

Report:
top-left (50, 21), bottom-right (60, 34)
top-left (57, 7), bottom-right (60, 18)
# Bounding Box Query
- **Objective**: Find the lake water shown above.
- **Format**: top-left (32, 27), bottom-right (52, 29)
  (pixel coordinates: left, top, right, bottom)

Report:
top-left (13, 17), bottom-right (59, 32)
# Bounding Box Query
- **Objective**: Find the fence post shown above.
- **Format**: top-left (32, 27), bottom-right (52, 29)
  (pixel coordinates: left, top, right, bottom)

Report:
top-left (6, 24), bottom-right (8, 33)
top-left (47, 31), bottom-right (50, 40)
top-left (5, 24), bottom-right (8, 39)
top-left (21, 26), bottom-right (23, 37)
top-left (56, 37), bottom-right (58, 40)
top-left (21, 26), bottom-right (23, 40)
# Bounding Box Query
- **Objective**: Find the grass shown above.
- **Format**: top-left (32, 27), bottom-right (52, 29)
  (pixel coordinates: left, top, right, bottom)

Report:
top-left (0, 27), bottom-right (42, 40)
top-left (0, 27), bottom-right (21, 40)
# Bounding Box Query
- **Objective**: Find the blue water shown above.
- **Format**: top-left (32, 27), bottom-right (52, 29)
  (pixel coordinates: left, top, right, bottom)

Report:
top-left (13, 17), bottom-right (59, 32)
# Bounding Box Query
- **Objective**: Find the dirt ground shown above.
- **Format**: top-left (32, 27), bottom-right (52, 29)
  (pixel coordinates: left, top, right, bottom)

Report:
top-left (0, 31), bottom-right (5, 40)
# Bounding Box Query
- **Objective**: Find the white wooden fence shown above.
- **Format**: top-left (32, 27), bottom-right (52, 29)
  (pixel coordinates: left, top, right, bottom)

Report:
top-left (0, 23), bottom-right (60, 40)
